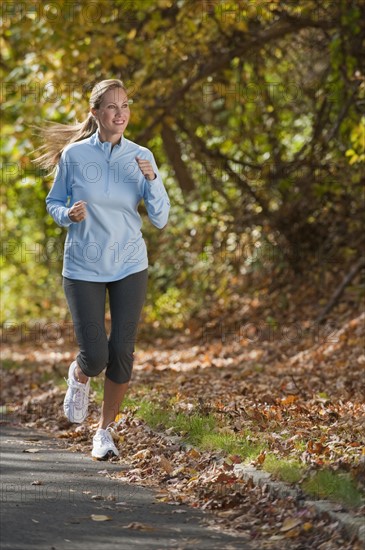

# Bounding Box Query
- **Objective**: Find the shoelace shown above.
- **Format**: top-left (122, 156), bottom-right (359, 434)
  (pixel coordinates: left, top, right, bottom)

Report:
top-left (96, 429), bottom-right (114, 446)
top-left (64, 376), bottom-right (89, 408)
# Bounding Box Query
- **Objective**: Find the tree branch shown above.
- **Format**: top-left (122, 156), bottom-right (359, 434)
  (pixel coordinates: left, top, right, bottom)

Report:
top-left (176, 118), bottom-right (271, 217)
top-left (316, 256), bottom-right (365, 324)
top-left (136, 15), bottom-right (336, 143)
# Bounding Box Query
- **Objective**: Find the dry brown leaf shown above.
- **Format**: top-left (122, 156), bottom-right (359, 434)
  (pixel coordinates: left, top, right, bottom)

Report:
top-left (255, 451), bottom-right (266, 465)
top-left (159, 455), bottom-right (174, 474)
top-left (281, 395), bottom-right (299, 406)
top-left (132, 449), bottom-right (151, 460)
top-left (284, 527), bottom-right (301, 538)
top-left (188, 448), bottom-right (201, 459)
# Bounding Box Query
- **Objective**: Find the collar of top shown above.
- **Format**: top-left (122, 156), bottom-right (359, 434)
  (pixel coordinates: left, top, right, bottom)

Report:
top-left (90, 130), bottom-right (124, 156)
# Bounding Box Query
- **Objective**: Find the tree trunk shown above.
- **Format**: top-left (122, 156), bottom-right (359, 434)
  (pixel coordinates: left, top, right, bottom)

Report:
top-left (161, 123), bottom-right (196, 194)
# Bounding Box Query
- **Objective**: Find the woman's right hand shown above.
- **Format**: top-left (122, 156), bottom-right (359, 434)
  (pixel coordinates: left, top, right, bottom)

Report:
top-left (68, 200), bottom-right (87, 222)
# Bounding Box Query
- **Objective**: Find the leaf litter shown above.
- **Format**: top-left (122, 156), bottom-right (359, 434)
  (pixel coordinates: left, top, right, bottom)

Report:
top-left (1, 312), bottom-right (364, 548)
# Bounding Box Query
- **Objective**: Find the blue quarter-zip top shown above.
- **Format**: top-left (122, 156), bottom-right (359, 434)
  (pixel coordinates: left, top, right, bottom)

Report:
top-left (45, 130), bottom-right (171, 282)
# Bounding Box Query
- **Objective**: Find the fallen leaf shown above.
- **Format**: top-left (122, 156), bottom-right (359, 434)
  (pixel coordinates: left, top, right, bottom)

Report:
top-left (281, 395), bottom-right (298, 406)
top-left (123, 522), bottom-right (155, 531)
top-left (31, 480), bottom-right (43, 485)
top-left (187, 448), bottom-right (201, 459)
top-left (132, 449), bottom-right (151, 460)
top-left (255, 451), bottom-right (266, 465)
top-left (90, 515), bottom-right (112, 522)
top-left (280, 517), bottom-right (302, 532)
top-left (159, 455), bottom-right (174, 474)
top-left (215, 472), bottom-right (237, 483)
top-left (284, 527), bottom-right (301, 538)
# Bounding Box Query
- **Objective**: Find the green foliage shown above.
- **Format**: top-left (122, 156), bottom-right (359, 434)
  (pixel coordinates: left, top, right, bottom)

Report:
top-left (1, 0), bottom-right (363, 327)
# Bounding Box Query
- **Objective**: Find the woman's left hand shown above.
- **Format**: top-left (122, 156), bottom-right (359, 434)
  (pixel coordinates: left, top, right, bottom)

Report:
top-left (135, 157), bottom-right (156, 181)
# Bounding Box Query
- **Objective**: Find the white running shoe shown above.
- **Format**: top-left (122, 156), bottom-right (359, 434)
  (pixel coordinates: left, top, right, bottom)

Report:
top-left (92, 428), bottom-right (119, 460)
top-left (63, 360), bottom-right (90, 423)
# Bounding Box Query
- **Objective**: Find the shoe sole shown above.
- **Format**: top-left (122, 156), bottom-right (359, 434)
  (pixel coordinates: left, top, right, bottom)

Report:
top-left (92, 450), bottom-right (118, 461)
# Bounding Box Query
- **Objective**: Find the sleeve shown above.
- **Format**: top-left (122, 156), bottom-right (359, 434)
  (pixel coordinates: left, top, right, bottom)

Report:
top-left (45, 152), bottom-right (74, 228)
top-left (142, 152), bottom-right (170, 229)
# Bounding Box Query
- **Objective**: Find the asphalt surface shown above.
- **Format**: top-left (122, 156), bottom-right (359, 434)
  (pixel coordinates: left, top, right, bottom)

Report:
top-left (0, 421), bottom-right (252, 550)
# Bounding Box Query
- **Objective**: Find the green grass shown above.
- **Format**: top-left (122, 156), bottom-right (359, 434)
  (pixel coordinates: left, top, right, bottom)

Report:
top-left (91, 385), bottom-right (365, 509)
top-left (302, 470), bottom-right (363, 508)
top-left (127, 397), bottom-right (268, 459)
top-left (90, 378), bottom-right (104, 402)
top-left (263, 455), bottom-right (304, 483)
top-left (134, 399), bottom-right (216, 446)
top-left (200, 432), bottom-right (266, 460)
top-left (1, 359), bottom-right (19, 370)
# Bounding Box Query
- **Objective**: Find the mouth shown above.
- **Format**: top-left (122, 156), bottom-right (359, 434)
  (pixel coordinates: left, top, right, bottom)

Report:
top-left (113, 120), bottom-right (126, 125)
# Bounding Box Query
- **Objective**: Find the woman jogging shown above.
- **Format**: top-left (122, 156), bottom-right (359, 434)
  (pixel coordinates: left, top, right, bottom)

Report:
top-left (33, 79), bottom-right (170, 459)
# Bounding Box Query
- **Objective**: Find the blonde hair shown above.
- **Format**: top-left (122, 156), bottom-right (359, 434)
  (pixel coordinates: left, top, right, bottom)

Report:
top-left (31, 79), bottom-right (127, 171)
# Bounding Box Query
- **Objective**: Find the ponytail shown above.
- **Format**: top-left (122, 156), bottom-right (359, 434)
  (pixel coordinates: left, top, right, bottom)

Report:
top-left (31, 79), bottom-right (127, 173)
top-left (31, 113), bottom-right (98, 172)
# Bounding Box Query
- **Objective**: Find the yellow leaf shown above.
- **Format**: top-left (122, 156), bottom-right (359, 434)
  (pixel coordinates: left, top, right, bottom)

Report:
top-left (127, 29), bottom-right (137, 40)
top-left (90, 514), bottom-right (112, 522)
top-left (112, 54), bottom-right (129, 67)
top-left (349, 155), bottom-right (359, 165)
top-left (236, 21), bottom-right (248, 32)
top-left (280, 517), bottom-right (302, 532)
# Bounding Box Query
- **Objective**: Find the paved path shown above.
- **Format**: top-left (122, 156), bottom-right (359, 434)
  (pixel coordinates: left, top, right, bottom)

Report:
top-left (0, 421), bottom-right (251, 550)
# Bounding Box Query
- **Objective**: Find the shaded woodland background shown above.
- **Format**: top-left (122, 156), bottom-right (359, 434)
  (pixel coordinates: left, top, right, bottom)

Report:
top-left (1, 0), bottom-right (364, 335)
top-left (1, 4), bottom-right (365, 544)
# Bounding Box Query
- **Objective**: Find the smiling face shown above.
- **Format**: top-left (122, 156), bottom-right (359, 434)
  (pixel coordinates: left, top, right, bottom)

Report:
top-left (91, 86), bottom-right (130, 143)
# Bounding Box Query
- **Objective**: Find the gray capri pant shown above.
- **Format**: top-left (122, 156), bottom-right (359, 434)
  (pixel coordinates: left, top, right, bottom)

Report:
top-left (63, 269), bottom-right (148, 384)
